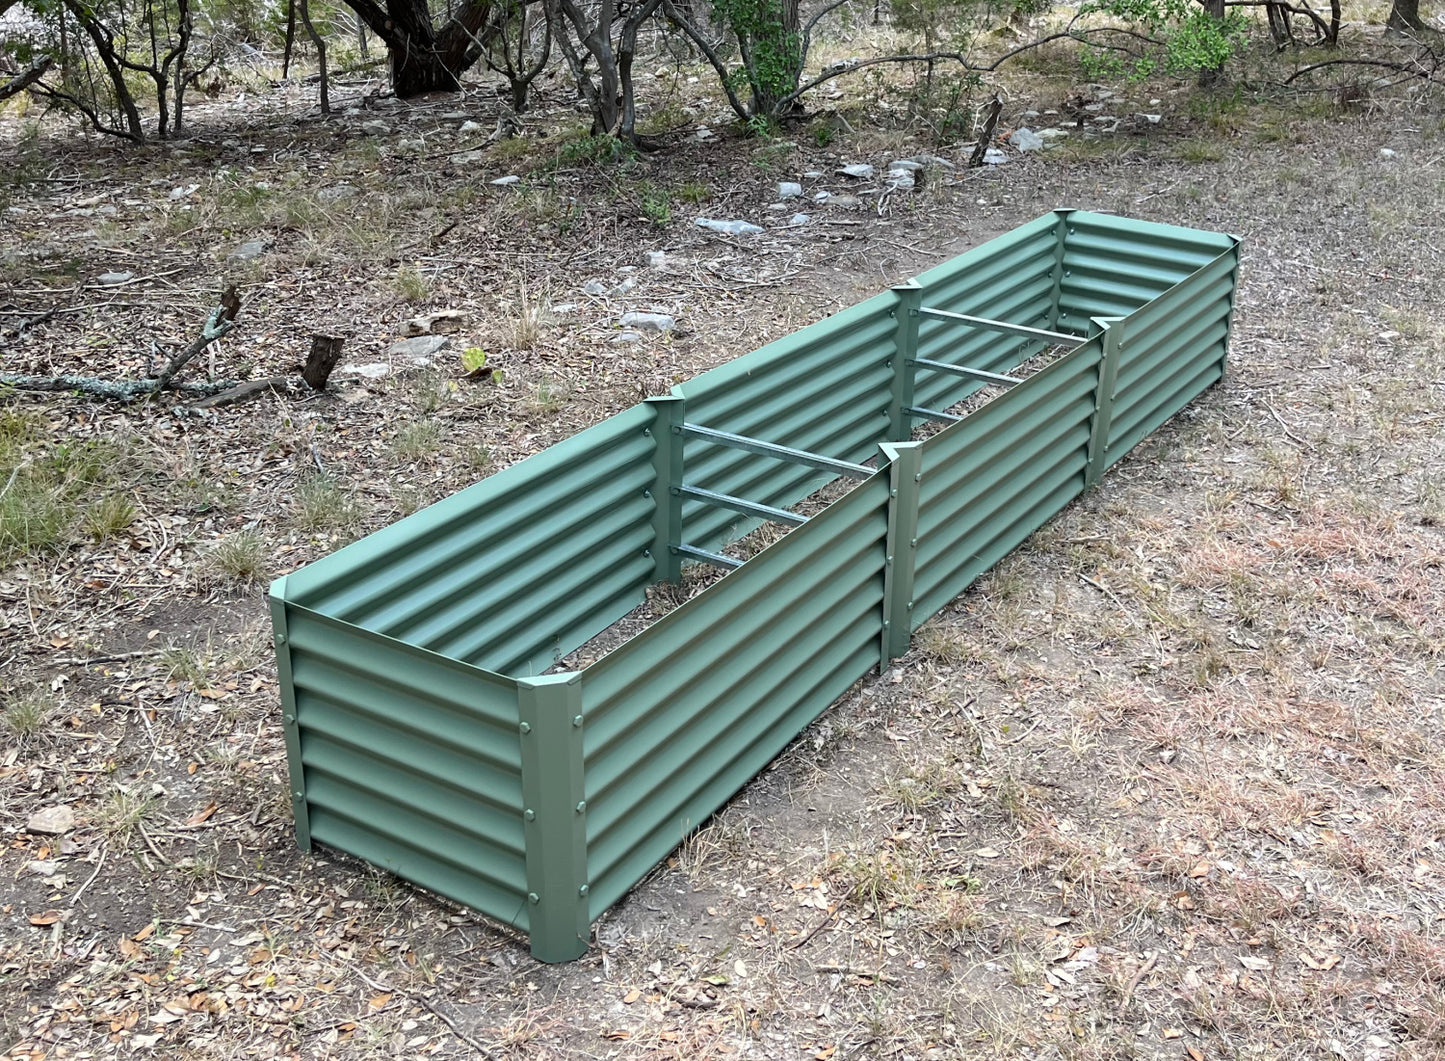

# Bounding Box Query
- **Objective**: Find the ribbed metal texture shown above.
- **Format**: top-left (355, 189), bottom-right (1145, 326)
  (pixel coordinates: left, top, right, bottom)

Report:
top-left (270, 211), bottom-right (1241, 962)
top-left (912, 341), bottom-right (1102, 624)
top-left (285, 404), bottom-right (657, 677)
top-left (281, 603), bottom-right (531, 930)
top-left (579, 472), bottom-right (892, 918)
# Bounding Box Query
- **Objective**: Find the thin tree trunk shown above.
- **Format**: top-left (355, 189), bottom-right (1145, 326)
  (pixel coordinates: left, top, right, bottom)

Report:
top-left (1386, 0), bottom-right (1424, 30)
top-left (282, 0), bottom-right (297, 77)
top-left (299, 0), bottom-right (329, 113)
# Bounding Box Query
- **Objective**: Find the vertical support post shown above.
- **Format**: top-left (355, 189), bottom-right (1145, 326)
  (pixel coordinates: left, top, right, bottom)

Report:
top-left (644, 395), bottom-right (686, 584)
top-left (268, 576), bottom-right (311, 851)
top-left (879, 441), bottom-right (923, 669)
top-left (1216, 238), bottom-right (1242, 389)
top-left (887, 281), bottom-right (923, 442)
top-left (1046, 209), bottom-right (1073, 332)
top-left (517, 672), bottom-right (589, 964)
top-left (1085, 317), bottom-right (1125, 489)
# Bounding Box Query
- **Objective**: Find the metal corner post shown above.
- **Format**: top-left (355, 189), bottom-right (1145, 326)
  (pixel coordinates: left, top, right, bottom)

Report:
top-left (1217, 238), bottom-right (1243, 389)
top-left (1085, 317), bottom-right (1125, 489)
top-left (879, 441), bottom-right (923, 669)
top-left (1047, 209), bottom-right (1074, 332)
top-left (267, 576), bottom-right (311, 851)
top-left (888, 282), bottom-right (923, 442)
top-left (644, 395), bottom-right (686, 585)
top-left (517, 672), bottom-right (589, 963)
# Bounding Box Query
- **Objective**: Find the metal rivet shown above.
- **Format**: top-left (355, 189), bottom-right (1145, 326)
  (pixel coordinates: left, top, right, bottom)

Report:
top-left (909, 537), bottom-right (918, 547)
top-left (643, 429), bottom-right (652, 437)
top-left (284, 714), bottom-right (295, 724)
top-left (293, 790), bottom-right (304, 800)
top-left (914, 473), bottom-right (922, 482)
top-left (1065, 270), bottom-right (1072, 277)
top-left (890, 489), bottom-right (897, 498)
top-left (524, 809), bottom-right (535, 820)
top-left (882, 620), bottom-right (891, 629)
top-left (573, 715), bottom-right (584, 727)
top-left (579, 885), bottom-right (590, 897)
top-left (886, 555), bottom-right (894, 564)
top-left (906, 600), bottom-right (915, 610)
top-left (528, 892), bottom-right (540, 904)
top-left (643, 489), bottom-right (651, 498)
top-left (276, 633), bottom-right (287, 645)
top-left (576, 801), bottom-right (587, 814)
top-left (519, 722), bottom-right (531, 735)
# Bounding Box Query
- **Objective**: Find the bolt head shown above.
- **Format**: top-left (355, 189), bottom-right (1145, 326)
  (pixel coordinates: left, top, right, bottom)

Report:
top-left (573, 714), bottom-right (584, 727)
top-left (575, 801), bottom-right (587, 814)
top-left (519, 722), bottom-right (532, 735)
top-left (528, 892), bottom-right (540, 904)
top-left (578, 885), bottom-right (589, 897)
top-left (525, 809), bottom-right (536, 821)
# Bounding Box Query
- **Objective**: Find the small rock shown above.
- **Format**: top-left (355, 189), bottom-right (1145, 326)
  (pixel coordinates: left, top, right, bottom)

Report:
top-left (1140, 113), bottom-right (1163, 124)
top-left (25, 859), bottom-right (61, 876)
top-left (887, 171), bottom-right (916, 190)
top-left (388, 335), bottom-right (451, 358)
top-left (397, 138), bottom-right (426, 152)
top-left (1149, 98), bottom-right (1162, 105)
top-left (552, 302), bottom-right (578, 314)
top-left (887, 159), bottom-right (924, 173)
top-left (404, 309), bottom-right (466, 336)
top-left (338, 362), bottom-right (391, 379)
top-left (448, 150), bottom-right (486, 165)
top-left (788, 213), bottom-right (811, 227)
top-left (803, 170), bottom-right (824, 179)
top-left (618, 312), bottom-right (675, 334)
top-left (440, 111), bottom-right (468, 120)
top-left (169, 184), bottom-right (199, 200)
top-left (583, 279), bottom-right (609, 296)
top-left (27, 805), bottom-right (74, 835)
top-left (97, 271), bottom-right (133, 285)
top-left (983, 148), bottom-right (1009, 166)
top-left (360, 120), bottom-right (390, 136)
top-left (822, 193), bottom-right (861, 209)
top-left (766, 202), bottom-right (788, 213)
top-left (836, 163), bottom-right (874, 179)
top-left (694, 217), bottom-right (763, 236)
top-left (491, 175), bottom-right (522, 186)
top-left (907, 154), bottom-right (956, 170)
top-left (646, 251), bottom-right (668, 269)
top-left (1037, 128), bottom-right (1070, 140)
top-left (1379, 147), bottom-right (1397, 158)
top-left (458, 120), bottom-right (484, 134)
top-left (228, 240), bottom-right (266, 263)
top-left (1009, 127), bottom-right (1045, 152)
top-left (1083, 102), bottom-right (1106, 113)
top-left (612, 330), bottom-right (643, 343)
top-left (1022, 109), bottom-right (1041, 118)
top-left (778, 181), bottom-right (803, 199)
top-left (96, 205), bottom-right (118, 217)
top-left (317, 184), bottom-right (357, 203)
top-left (695, 127), bottom-right (715, 141)
top-left (615, 278), bottom-right (637, 294)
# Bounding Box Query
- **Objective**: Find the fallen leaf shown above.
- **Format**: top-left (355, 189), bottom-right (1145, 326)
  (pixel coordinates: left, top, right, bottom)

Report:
top-left (1187, 1047), bottom-right (1205, 1061)
top-left (1162, 1027), bottom-right (1183, 1039)
top-left (973, 847), bottom-right (1001, 859)
top-left (185, 801), bottom-right (218, 826)
top-left (195, 688), bottom-right (229, 700)
top-left (368, 993), bottom-right (392, 1010)
top-left (1237, 955), bottom-right (1273, 972)
top-left (622, 989), bottom-right (641, 1004)
top-left (29, 909), bottom-right (62, 926)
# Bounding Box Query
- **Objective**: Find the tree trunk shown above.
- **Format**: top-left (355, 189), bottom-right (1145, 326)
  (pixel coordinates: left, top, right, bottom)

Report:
top-left (1387, 0), bottom-right (1422, 31)
top-left (299, 0), bottom-right (330, 113)
top-left (1198, 0), bottom-right (1228, 85)
top-left (341, 0), bottom-right (495, 97)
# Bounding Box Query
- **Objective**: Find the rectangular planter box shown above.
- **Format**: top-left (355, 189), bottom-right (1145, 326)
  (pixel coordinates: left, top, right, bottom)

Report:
top-left (270, 210), bottom-right (1240, 961)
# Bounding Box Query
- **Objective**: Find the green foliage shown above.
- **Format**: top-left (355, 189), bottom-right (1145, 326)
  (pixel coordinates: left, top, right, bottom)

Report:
top-left (461, 347), bottom-right (489, 374)
top-left (638, 183), bottom-right (672, 225)
top-left (555, 133), bottom-right (638, 168)
top-left (1080, 0), bottom-right (1248, 77)
top-left (712, 0), bottom-right (803, 117)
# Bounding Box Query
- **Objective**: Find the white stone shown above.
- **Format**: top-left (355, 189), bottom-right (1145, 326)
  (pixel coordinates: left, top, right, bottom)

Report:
top-left (318, 184), bottom-right (357, 202)
top-left (618, 312), bottom-right (675, 333)
top-left (459, 120), bottom-right (484, 134)
top-left (169, 184), bottom-right (199, 200)
top-left (694, 217), bottom-right (763, 235)
top-left (1380, 147), bottom-right (1397, 158)
top-left (646, 251), bottom-right (668, 269)
top-left (983, 148), bottom-right (1009, 166)
top-left (490, 175), bottom-right (522, 186)
top-left (788, 213), bottom-right (811, 227)
top-left (836, 163), bottom-right (874, 179)
top-left (97, 271), bottom-right (133, 285)
top-left (1009, 128), bottom-right (1044, 152)
top-left (778, 181), bottom-right (803, 199)
top-left (228, 240), bottom-right (266, 262)
top-left (388, 335), bottom-right (451, 358)
top-left (887, 159), bottom-right (924, 172)
top-left (27, 806), bottom-right (74, 835)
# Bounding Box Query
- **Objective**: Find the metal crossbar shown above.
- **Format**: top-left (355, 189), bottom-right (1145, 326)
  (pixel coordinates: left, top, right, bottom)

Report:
top-left (678, 424), bottom-right (873, 480)
top-left (679, 485), bottom-right (809, 527)
top-left (675, 544), bottom-right (743, 570)
top-left (911, 358), bottom-right (1023, 386)
top-left (918, 306), bottom-right (1079, 346)
top-left (904, 405), bottom-right (963, 425)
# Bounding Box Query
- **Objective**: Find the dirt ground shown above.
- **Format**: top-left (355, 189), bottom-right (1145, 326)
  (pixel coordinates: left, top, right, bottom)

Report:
top-left (2, 46), bottom-right (1444, 1061)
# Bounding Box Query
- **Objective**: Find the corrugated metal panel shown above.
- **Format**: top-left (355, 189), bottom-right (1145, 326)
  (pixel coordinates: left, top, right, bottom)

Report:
top-left (578, 471), bottom-right (892, 917)
top-left (1057, 212), bottom-right (1233, 325)
top-left (286, 404), bottom-right (657, 676)
top-left (1105, 245), bottom-right (1239, 465)
top-left (911, 341), bottom-right (1103, 624)
top-left (282, 604), bottom-right (531, 930)
top-left (911, 216), bottom-right (1066, 414)
top-left (677, 298), bottom-right (895, 551)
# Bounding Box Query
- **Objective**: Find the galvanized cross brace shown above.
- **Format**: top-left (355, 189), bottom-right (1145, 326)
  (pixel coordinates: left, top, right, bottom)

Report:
top-left (675, 544), bottom-right (744, 571)
top-left (678, 484), bottom-right (808, 528)
top-left (917, 305), bottom-right (1080, 346)
top-left (904, 405), bottom-right (963, 425)
top-left (677, 423), bottom-right (873, 480)
top-left (911, 357), bottom-right (1023, 387)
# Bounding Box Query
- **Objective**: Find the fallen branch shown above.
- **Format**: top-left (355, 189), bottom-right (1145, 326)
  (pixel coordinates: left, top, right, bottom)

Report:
top-left (0, 56), bottom-right (53, 102)
top-left (0, 286), bottom-right (241, 401)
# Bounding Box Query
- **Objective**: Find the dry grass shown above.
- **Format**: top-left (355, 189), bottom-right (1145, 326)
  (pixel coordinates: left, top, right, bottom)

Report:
top-left (1, 32), bottom-right (1443, 1061)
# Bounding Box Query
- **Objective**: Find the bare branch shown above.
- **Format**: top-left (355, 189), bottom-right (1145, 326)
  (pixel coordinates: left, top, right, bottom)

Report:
top-left (0, 56), bottom-right (53, 102)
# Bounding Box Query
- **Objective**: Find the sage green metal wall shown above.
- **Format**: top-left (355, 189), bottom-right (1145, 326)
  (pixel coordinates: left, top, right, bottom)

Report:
top-left (283, 404), bottom-right (657, 677)
top-left (270, 210), bottom-right (1241, 964)
top-left (579, 472), bottom-right (892, 918)
top-left (271, 597), bottom-right (531, 931)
